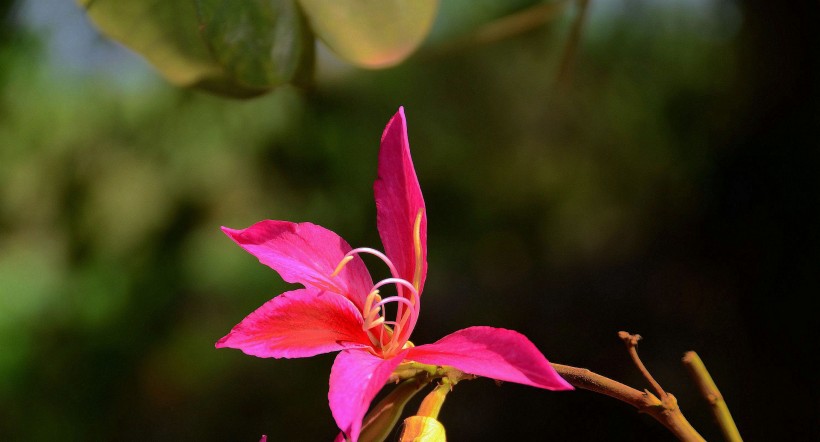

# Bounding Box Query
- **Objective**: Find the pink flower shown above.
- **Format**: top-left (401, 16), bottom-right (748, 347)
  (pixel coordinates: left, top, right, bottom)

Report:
top-left (217, 107), bottom-right (572, 441)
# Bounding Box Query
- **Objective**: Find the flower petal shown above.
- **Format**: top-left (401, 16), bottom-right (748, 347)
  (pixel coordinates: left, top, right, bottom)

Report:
top-left (216, 288), bottom-right (372, 358)
top-left (407, 326), bottom-right (573, 391)
top-left (374, 107), bottom-right (427, 292)
top-left (222, 221), bottom-right (373, 310)
top-left (328, 349), bottom-right (409, 442)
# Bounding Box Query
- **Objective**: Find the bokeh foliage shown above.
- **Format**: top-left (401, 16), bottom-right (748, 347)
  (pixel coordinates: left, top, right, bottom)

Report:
top-left (1, 1), bottom-right (818, 441)
top-left (78, 0), bottom-right (440, 96)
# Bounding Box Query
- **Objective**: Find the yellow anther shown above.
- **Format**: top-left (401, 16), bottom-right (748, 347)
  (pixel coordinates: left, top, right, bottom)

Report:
top-left (363, 290), bottom-right (381, 314)
top-left (366, 316), bottom-right (385, 329)
top-left (330, 255), bottom-right (354, 277)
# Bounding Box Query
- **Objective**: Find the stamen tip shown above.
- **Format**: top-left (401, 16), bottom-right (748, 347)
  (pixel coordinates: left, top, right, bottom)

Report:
top-left (330, 255), bottom-right (355, 277)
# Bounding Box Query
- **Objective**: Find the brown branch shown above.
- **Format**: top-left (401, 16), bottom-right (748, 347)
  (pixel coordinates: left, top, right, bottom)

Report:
top-left (468, 1), bottom-right (569, 46)
top-left (619, 331), bottom-right (668, 400)
top-left (392, 338), bottom-right (708, 441)
top-left (551, 363), bottom-right (705, 442)
top-left (555, 0), bottom-right (590, 88)
top-left (421, 1), bottom-right (571, 59)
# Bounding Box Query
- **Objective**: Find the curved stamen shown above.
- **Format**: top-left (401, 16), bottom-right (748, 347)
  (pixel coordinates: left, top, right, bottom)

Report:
top-left (371, 278), bottom-right (419, 300)
top-left (373, 295), bottom-right (415, 312)
top-left (374, 274), bottom-right (416, 326)
top-left (393, 302), bottom-right (420, 350)
top-left (333, 247), bottom-right (401, 281)
top-left (366, 316), bottom-right (385, 328)
top-left (331, 248), bottom-right (410, 327)
top-left (378, 275), bottom-right (421, 348)
top-left (330, 255), bottom-right (355, 278)
top-left (360, 278), bottom-right (421, 357)
top-left (373, 279), bottom-right (421, 355)
top-left (362, 290), bottom-right (382, 322)
top-left (330, 246), bottom-right (424, 358)
top-left (362, 290), bottom-right (390, 348)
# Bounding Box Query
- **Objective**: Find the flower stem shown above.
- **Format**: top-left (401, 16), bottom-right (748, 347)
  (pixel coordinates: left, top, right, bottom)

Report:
top-left (682, 351), bottom-right (742, 442)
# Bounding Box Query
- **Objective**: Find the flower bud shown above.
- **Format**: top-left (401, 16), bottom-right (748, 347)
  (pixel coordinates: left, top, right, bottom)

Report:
top-left (399, 415), bottom-right (446, 442)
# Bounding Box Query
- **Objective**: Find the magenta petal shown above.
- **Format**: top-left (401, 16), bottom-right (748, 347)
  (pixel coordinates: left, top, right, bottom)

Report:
top-left (328, 349), bottom-right (409, 442)
top-left (374, 107), bottom-right (428, 292)
top-left (215, 288), bottom-right (372, 358)
top-left (222, 221), bottom-right (373, 310)
top-left (407, 326), bottom-right (573, 391)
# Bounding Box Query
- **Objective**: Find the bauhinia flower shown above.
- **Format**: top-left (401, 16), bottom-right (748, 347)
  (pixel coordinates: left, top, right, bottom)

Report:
top-left (217, 107), bottom-right (573, 441)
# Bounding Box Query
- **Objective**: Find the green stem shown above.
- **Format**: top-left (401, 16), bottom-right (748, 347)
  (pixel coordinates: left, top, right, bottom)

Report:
top-left (682, 351), bottom-right (742, 442)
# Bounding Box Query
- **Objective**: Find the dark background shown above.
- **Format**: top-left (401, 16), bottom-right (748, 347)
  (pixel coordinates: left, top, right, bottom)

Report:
top-left (0, 0), bottom-right (817, 440)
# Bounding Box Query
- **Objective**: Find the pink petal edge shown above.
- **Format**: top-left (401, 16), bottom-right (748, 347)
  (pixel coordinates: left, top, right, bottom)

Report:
top-left (374, 107), bottom-right (428, 293)
top-left (328, 349), bottom-right (409, 442)
top-left (222, 221), bottom-right (373, 310)
top-left (215, 288), bottom-right (371, 359)
top-left (407, 326), bottom-right (573, 391)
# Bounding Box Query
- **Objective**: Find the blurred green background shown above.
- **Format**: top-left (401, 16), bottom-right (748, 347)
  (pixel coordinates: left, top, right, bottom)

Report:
top-left (1, 0), bottom-right (817, 440)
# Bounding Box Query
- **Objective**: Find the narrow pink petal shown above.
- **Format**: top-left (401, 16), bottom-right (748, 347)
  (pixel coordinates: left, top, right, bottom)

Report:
top-left (215, 288), bottom-right (372, 358)
top-left (222, 221), bottom-right (373, 310)
top-left (374, 107), bottom-right (427, 293)
top-left (407, 326), bottom-right (573, 391)
top-left (328, 349), bottom-right (409, 442)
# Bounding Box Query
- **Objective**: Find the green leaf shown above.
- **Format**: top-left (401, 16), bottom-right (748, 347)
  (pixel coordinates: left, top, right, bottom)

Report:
top-left (195, 0), bottom-right (314, 89)
top-left (298, 0), bottom-right (438, 68)
top-left (78, 0), bottom-right (313, 98)
top-left (78, 0), bottom-right (220, 85)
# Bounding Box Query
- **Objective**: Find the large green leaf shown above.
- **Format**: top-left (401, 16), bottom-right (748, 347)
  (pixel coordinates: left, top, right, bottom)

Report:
top-left (79, 0), bottom-right (220, 85)
top-left (298, 0), bottom-right (438, 68)
top-left (78, 0), bottom-right (313, 97)
top-left (196, 0), bottom-right (314, 89)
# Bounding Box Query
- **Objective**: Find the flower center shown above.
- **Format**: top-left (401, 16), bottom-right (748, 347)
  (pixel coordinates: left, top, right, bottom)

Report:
top-left (330, 209), bottom-right (424, 358)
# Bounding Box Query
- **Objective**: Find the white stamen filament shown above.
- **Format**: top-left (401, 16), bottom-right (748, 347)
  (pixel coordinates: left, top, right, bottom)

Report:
top-left (374, 295), bottom-right (415, 312)
top-left (356, 275), bottom-right (421, 357)
top-left (330, 247), bottom-right (410, 331)
top-left (330, 229), bottom-right (425, 357)
top-left (335, 248), bottom-right (401, 281)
